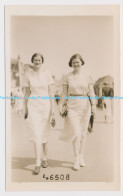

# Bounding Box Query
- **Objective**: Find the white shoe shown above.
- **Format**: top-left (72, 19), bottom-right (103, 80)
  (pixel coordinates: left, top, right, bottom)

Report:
top-left (73, 157), bottom-right (80, 170)
top-left (79, 157), bottom-right (86, 167)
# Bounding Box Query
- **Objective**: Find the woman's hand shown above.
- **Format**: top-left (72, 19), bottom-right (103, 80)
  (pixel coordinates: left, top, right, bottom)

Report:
top-left (59, 103), bottom-right (68, 118)
top-left (61, 110), bottom-right (68, 118)
top-left (49, 112), bottom-right (56, 127)
top-left (91, 104), bottom-right (96, 119)
top-left (24, 106), bottom-right (28, 119)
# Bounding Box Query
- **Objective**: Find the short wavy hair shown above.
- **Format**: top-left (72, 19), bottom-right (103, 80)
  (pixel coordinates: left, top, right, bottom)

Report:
top-left (69, 54), bottom-right (85, 67)
top-left (31, 53), bottom-right (44, 63)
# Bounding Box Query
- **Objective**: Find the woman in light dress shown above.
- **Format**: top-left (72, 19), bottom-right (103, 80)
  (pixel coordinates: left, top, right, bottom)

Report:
top-left (24, 53), bottom-right (55, 174)
top-left (59, 54), bottom-right (96, 170)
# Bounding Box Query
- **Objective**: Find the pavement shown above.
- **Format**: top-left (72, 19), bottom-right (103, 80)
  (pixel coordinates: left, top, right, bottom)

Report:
top-left (11, 104), bottom-right (114, 182)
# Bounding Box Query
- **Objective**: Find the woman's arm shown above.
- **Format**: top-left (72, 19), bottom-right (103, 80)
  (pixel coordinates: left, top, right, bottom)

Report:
top-left (88, 84), bottom-right (96, 117)
top-left (89, 84), bottom-right (96, 105)
top-left (48, 84), bottom-right (55, 115)
top-left (59, 85), bottom-right (68, 116)
top-left (60, 85), bottom-right (68, 105)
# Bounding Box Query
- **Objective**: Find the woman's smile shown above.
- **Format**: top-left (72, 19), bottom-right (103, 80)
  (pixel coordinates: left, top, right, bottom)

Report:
top-left (33, 55), bottom-right (43, 71)
top-left (72, 58), bottom-right (82, 72)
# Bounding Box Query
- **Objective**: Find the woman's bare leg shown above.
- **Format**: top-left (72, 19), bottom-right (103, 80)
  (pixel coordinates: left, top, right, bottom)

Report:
top-left (42, 142), bottom-right (48, 168)
top-left (79, 133), bottom-right (87, 167)
top-left (42, 142), bottom-right (48, 159)
top-left (34, 141), bottom-right (41, 166)
top-left (73, 136), bottom-right (80, 170)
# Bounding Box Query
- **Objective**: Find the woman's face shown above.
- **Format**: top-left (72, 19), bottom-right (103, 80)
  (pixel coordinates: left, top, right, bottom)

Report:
top-left (33, 55), bottom-right (43, 70)
top-left (71, 57), bottom-right (82, 72)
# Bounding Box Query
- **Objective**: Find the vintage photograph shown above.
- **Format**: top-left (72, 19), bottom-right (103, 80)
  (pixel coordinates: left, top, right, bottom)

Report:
top-left (5, 5), bottom-right (120, 191)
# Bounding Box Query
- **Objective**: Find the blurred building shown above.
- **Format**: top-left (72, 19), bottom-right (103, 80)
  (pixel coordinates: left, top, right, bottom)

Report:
top-left (11, 56), bottom-right (20, 88)
top-left (11, 55), bottom-right (26, 89)
top-left (94, 75), bottom-right (114, 107)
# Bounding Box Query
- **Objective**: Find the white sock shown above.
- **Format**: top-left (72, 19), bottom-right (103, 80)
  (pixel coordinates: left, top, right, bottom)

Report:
top-left (74, 156), bottom-right (79, 163)
top-left (35, 159), bottom-right (41, 166)
top-left (43, 156), bottom-right (47, 161)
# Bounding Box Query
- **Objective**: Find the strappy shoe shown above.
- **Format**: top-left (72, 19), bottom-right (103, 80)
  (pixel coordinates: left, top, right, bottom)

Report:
top-left (34, 166), bottom-right (40, 175)
top-left (42, 160), bottom-right (48, 168)
top-left (73, 157), bottom-right (80, 171)
top-left (79, 157), bottom-right (87, 167)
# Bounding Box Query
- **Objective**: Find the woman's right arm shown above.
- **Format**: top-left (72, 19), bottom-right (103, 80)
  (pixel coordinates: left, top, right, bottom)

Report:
top-left (59, 85), bottom-right (68, 116)
top-left (23, 68), bottom-right (31, 118)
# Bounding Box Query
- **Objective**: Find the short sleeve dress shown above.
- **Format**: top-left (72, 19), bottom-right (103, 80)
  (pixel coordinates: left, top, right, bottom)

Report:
top-left (24, 69), bottom-right (54, 143)
top-left (60, 67), bottom-right (95, 142)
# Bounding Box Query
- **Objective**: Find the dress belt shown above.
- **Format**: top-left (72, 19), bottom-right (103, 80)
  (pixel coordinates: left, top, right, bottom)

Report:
top-left (70, 94), bottom-right (87, 96)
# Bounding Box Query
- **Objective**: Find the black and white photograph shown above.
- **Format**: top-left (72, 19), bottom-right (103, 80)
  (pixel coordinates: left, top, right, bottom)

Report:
top-left (5, 5), bottom-right (121, 191)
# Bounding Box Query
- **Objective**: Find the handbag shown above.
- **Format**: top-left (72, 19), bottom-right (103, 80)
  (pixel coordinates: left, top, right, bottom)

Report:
top-left (59, 103), bottom-right (68, 118)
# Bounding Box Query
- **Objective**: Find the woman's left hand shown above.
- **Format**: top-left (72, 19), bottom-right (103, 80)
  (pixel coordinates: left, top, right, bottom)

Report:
top-left (49, 112), bottom-right (56, 127)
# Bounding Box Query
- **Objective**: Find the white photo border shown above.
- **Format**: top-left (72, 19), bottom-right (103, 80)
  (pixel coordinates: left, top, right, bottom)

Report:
top-left (5, 4), bottom-right (121, 191)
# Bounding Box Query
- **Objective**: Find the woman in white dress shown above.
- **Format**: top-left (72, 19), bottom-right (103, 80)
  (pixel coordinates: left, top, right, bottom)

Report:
top-left (24, 53), bottom-right (55, 174)
top-left (59, 54), bottom-right (96, 170)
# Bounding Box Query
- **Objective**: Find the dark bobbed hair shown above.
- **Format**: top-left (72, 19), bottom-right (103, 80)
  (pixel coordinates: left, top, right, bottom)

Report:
top-left (69, 54), bottom-right (85, 67)
top-left (31, 53), bottom-right (44, 63)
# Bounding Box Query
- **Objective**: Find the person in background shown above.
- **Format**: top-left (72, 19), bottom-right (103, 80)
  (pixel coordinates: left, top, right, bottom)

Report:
top-left (14, 88), bottom-right (24, 115)
top-left (59, 54), bottom-right (96, 170)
